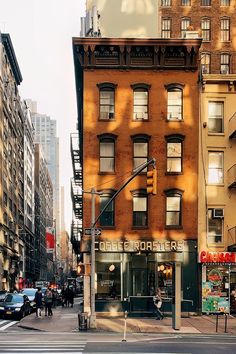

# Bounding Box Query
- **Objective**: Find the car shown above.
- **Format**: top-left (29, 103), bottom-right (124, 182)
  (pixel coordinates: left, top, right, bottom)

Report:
top-left (0, 290), bottom-right (7, 302)
top-left (21, 288), bottom-right (37, 311)
top-left (0, 293), bottom-right (31, 320)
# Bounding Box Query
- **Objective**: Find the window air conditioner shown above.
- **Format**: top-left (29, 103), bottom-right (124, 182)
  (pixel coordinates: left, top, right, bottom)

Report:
top-left (221, 69), bottom-right (228, 75)
top-left (213, 208), bottom-right (224, 218)
top-left (135, 112), bottom-right (147, 120)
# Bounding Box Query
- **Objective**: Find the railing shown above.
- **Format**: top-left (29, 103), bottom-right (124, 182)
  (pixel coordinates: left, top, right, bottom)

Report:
top-left (227, 164), bottom-right (236, 189)
top-left (229, 112), bottom-right (236, 139)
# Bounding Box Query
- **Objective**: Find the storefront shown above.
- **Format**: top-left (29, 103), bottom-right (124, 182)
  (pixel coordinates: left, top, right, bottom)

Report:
top-left (93, 239), bottom-right (198, 314)
top-left (199, 251), bottom-right (236, 314)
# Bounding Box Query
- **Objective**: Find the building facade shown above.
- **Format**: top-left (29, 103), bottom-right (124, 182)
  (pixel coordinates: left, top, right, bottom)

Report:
top-left (73, 37), bottom-right (201, 314)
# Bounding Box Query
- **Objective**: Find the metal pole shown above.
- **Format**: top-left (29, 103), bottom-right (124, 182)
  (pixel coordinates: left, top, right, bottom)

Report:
top-left (90, 188), bottom-right (96, 328)
top-left (224, 313), bottom-right (228, 333)
top-left (122, 311), bottom-right (128, 342)
top-left (216, 314), bottom-right (219, 332)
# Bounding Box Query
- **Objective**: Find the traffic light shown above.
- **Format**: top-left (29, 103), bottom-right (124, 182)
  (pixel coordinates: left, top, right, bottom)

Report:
top-left (146, 167), bottom-right (157, 195)
top-left (77, 263), bottom-right (85, 275)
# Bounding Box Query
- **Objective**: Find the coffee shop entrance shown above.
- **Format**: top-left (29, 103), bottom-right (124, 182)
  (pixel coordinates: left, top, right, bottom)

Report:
top-left (94, 239), bottom-right (197, 314)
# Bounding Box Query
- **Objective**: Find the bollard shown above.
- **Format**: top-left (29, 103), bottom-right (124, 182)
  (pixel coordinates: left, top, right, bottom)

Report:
top-left (122, 310), bottom-right (128, 342)
top-left (78, 312), bottom-right (88, 331)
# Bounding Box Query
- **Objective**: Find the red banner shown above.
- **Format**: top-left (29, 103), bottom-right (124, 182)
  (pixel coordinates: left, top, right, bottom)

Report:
top-left (46, 227), bottom-right (55, 253)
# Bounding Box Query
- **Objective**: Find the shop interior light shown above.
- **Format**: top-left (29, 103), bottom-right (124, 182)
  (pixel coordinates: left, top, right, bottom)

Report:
top-left (109, 264), bottom-right (115, 272)
top-left (159, 265), bottom-right (165, 271)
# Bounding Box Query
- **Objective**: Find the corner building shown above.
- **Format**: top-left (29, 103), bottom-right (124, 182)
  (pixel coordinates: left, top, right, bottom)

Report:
top-left (73, 37), bottom-right (201, 314)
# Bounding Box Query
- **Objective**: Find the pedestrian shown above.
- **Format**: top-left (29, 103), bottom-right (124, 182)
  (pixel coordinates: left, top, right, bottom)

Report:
top-left (34, 287), bottom-right (43, 317)
top-left (44, 288), bottom-right (53, 316)
top-left (68, 286), bottom-right (74, 308)
top-left (64, 286), bottom-right (70, 307)
top-left (153, 288), bottom-right (164, 320)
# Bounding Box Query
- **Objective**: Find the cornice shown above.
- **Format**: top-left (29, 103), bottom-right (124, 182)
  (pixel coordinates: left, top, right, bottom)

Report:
top-left (2, 33), bottom-right (23, 85)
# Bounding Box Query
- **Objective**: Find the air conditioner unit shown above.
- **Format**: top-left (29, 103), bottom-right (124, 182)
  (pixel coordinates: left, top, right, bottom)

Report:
top-left (221, 69), bottom-right (228, 75)
top-left (135, 112), bottom-right (148, 120)
top-left (213, 208), bottom-right (224, 218)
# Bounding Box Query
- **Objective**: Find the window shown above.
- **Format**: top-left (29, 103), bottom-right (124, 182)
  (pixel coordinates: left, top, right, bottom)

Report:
top-left (207, 208), bottom-right (223, 244)
top-left (132, 135), bottom-right (150, 171)
top-left (166, 135), bottom-right (185, 173)
top-left (221, 0), bottom-right (230, 6)
top-left (201, 18), bottom-right (211, 41)
top-left (182, 0), bottom-right (191, 5)
top-left (99, 190), bottom-right (115, 227)
top-left (97, 83), bottom-right (117, 120)
top-left (201, 0), bottom-right (211, 5)
top-left (131, 84), bottom-right (150, 120)
top-left (3, 192), bottom-right (8, 207)
top-left (181, 17), bottom-right (191, 38)
top-left (166, 83), bottom-right (184, 121)
top-left (201, 53), bottom-right (211, 74)
top-left (132, 190), bottom-right (147, 227)
top-left (165, 189), bottom-right (183, 227)
top-left (98, 134), bottom-right (117, 173)
top-left (208, 102), bottom-right (224, 133)
top-left (162, 18), bottom-right (171, 38)
top-left (208, 152), bottom-right (224, 184)
top-left (220, 53), bottom-right (230, 74)
top-left (221, 18), bottom-right (230, 41)
top-left (161, 0), bottom-right (171, 5)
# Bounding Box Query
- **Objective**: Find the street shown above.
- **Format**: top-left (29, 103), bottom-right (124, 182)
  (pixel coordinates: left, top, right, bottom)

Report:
top-left (0, 331), bottom-right (236, 353)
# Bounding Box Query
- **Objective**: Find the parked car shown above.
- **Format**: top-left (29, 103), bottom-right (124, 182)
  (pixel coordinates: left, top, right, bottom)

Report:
top-left (0, 293), bottom-right (31, 319)
top-left (21, 288), bottom-right (37, 311)
top-left (0, 290), bottom-right (7, 302)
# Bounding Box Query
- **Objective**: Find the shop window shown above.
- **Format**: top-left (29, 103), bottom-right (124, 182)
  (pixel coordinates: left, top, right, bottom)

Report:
top-left (220, 18), bottom-right (230, 42)
top-left (165, 134), bottom-right (184, 173)
top-left (201, 18), bottom-right (211, 41)
top-left (165, 83), bottom-right (184, 121)
top-left (165, 189), bottom-right (183, 228)
top-left (208, 151), bottom-right (224, 184)
top-left (97, 83), bottom-right (117, 120)
top-left (207, 208), bottom-right (224, 244)
top-left (161, 18), bottom-right (171, 38)
top-left (96, 261), bottom-right (121, 299)
top-left (208, 102), bottom-right (224, 133)
top-left (201, 53), bottom-right (211, 74)
top-left (220, 53), bottom-right (230, 74)
top-left (181, 17), bottom-right (191, 38)
top-left (99, 190), bottom-right (115, 227)
top-left (132, 190), bottom-right (148, 227)
top-left (131, 84), bottom-right (150, 120)
top-left (98, 134), bottom-right (117, 173)
top-left (132, 134), bottom-right (150, 172)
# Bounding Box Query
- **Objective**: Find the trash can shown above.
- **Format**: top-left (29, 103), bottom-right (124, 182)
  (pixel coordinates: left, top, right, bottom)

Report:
top-left (78, 312), bottom-right (88, 331)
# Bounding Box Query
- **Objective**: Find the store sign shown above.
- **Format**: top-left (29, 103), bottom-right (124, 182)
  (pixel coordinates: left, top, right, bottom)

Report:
top-left (208, 268), bottom-right (223, 286)
top-left (95, 240), bottom-right (184, 253)
top-left (199, 251), bottom-right (236, 264)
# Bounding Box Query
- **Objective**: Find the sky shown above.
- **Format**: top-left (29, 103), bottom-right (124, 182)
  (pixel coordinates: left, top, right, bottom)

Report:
top-left (0, 0), bottom-right (86, 230)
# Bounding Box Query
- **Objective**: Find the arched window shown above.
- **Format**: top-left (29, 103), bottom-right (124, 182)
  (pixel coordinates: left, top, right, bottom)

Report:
top-left (131, 83), bottom-right (151, 120)
top-left (164, 189), bottom-right (183, 228)
top-left (99, 189), bottom-right (116, 227)
top-left (165, 134), bottom-right (185, 173)
top-left (131, 134), bottom-right (150, 172)
top-left (132, 189), bottom-right (148, 227)
top-left (165, 83), bottom-right (184, 121)
top-left (98, 133), bottom-right (117, 173)
top-left (97, 83), bottom-right (117, 120)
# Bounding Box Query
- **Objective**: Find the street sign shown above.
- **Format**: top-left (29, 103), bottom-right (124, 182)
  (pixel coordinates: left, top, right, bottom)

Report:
top-left (84, 228), bottom-right (102, 236)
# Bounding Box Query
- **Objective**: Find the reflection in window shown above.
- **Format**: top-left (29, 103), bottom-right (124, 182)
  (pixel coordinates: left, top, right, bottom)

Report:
top-left (99, 137), bottom-right (115, 172)
top-left (208, 151), bottom-right (224, 184)
top-left (97, 83), bottom-right (117, 120)
top-left (132, 135), bottom-right (149, 171)
top-left (208, 102), bottom-right (224, 133)
top-left (133, 89), bottom-right (148, 120)
top-left (166, 136), bottom-right (184, 173)
top-left (96, 261), bottom-right (120, 299)
top-left (220, 18), bottom-right (230, 42)
top-left (133, 192), bottom-right (147, 227)
top-left (207, 209), bottom-right (223, 244)
top-left (167, 87), bottom-right (183, 121)
top-left (100, 193), bottom-right (115, 227)
top-left (181, 17), bottom-right (191, 38)
top-left (220, 53), bottom-right (230, 74)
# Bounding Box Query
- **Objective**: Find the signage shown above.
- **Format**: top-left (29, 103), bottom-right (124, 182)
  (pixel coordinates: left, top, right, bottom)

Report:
top-left (199, 251), bottom-right (236, 264)
top-left (46, 227), bottom-right (55, 253)
top-left (95, 240), bottom-right (184, 253)
top-left (84, 228), bottom-right (102, 236)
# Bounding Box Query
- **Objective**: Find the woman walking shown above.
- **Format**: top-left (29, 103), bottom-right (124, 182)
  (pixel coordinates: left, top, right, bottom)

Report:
top-left (153, 288), bottom-right (164, 320)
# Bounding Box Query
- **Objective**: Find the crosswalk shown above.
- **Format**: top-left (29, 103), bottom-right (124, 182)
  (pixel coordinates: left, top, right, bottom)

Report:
top-left (0, 340), bottom-right (86, 353)
top-left (0, 319), bottom-right (19, 331)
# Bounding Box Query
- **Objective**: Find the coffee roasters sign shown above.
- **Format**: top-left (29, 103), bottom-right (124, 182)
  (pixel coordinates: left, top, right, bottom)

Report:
top-left (95, 240), bottom-right (184, 253)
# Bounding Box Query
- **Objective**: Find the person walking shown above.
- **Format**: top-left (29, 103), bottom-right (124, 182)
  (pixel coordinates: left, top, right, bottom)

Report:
top-left (68, 286), bottom-right (74, 308)
top-left (153, 288), bottom-right (164, 320)
top-left (44, 288), bottom-right (53, 316)
top-left (34, 287), bottom-right (43, 317)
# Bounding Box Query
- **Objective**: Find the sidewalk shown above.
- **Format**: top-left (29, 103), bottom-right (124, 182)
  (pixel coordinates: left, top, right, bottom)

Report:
top-left (18, 302), bottom-right (236, 335)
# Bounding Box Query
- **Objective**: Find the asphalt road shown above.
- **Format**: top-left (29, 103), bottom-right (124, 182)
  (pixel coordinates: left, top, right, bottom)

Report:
top-left (0, 331), bottom-right (235, 353)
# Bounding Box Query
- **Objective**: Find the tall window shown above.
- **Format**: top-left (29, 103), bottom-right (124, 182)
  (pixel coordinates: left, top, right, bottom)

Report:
top-left (161, 0), bottom-right (171, 5)
top-left (99, 191), bottom-right (115, 227)
top-left (165, 189), bottom-right (183, 227)
top-left (131, 84), bottom-right (150, 120)
top-left (207, 208), bottom-right (224, 244)
top-left (221, 0), bottom-right (230, 6)
top-left (132, 135), bottom-right (149, 171)
top-left (220, 18), bottom-right (230, 41)
top-left (166, 84), bottom-right (184, 121)
top-left (201, 18), bottom-right (211, 41)
top-left (162, 18), bottom-right (171, 38)
top-left (201, 53), bottom-right (211, 74)
top-left (208, 102), bottom-right (224, 133)
top-left (220, 53), bottom-right (230, 74)
top-left (97, 83), bottom-right (117, 120)
top-left (181, 17), bottom-right (191, 38)
top-left (98, 134), bottom-right (116, 173)
top-left (166, 135), bottom-right (184, 173)
top-left (208, 152), bottom-right (224, 184)
top-left (201, 0), bottom-right (211, 5)
top-left (182, 0), bottom-right (191, 5)
top-left (132, 191), bottom-right (147, 227)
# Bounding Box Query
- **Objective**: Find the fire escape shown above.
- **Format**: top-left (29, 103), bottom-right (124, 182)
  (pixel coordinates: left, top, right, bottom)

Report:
top-left (70, 132), bottom-right (82, 254)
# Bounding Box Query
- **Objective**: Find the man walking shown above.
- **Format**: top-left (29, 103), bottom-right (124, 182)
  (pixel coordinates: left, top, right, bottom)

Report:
top-left (34, 288), bottom-right (43, 317)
